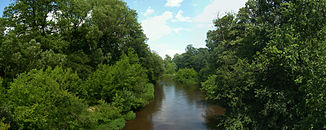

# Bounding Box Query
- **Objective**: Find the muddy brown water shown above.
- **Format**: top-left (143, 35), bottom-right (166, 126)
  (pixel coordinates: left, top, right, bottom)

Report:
top-left (124, 80), bottom-right (225, 130)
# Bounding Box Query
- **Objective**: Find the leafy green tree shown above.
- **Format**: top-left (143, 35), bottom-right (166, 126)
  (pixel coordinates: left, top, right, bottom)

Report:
top-left (163, 55), bottom-right (177, 78)
top-left (200, 0), bottom-right (326, 129)
top-left (0, 0), bottom-right (163, 129)
top-left (164, 62), bottom-right (177, 75)
top-left (0, 77), bottom-right (5, 105)
top-left (0, 78), bottom-right (13, 130)
top-left (85, 49), bottom-right (154, 112)
top-left (172, 45), bottom-right (210, 81)
top-left (7, 67), bottom-right (89, 129)
top-left (175, 68), bottom-right (199, 85)
top-left (0, 38), bottom-right (66, 85)
top-left (85, 100), bottom-right (126, 130)
top-left (0, 117), bottom-right (10, 130)
top-left (141, 51), bottom-right (164, 83)
top-left (1, 0), bottom-right (162, 82)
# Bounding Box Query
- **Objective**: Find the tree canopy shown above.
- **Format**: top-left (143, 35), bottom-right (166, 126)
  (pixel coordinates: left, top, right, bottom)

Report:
top-left (0, 0), bottom-right (163, 129)
top-left (1, 0), bottom-right (326, 129)
top-left (172, 0), bottom-right (326, 129)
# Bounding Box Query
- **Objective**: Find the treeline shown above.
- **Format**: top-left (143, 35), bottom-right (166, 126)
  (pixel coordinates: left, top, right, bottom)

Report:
top-left (162, 55), bottom-right (199, 85)
top-left (0, 0), bottom-right (163, 129)
top-left (170, 0), bottom-right (326, 129)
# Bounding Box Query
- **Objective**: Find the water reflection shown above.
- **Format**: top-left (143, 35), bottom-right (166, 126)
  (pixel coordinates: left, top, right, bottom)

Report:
top-left (124, 80), bottom-right (225, 130)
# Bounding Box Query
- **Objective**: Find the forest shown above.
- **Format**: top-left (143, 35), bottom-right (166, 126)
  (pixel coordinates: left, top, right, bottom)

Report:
top-left (1, 0), bottom-right (326, 129)
top-left (0, 0), bottom-right (163, 129)
top-left (169, 0), bottom-right (326, 129)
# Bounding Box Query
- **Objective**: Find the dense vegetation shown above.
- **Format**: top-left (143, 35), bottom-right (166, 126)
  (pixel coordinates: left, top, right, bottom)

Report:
top-left (162, 55), bottom-right (177, 77)
top-left (0, 0), bottom-right (163, 129)
top-left (1, 0), bottom-right (326, 129)
top-left (163, 55), bottom-right (198, 85)
top-left (174, 68), bottom-right (198, 85)
top-left (171, 0), bottom-right (326, 129)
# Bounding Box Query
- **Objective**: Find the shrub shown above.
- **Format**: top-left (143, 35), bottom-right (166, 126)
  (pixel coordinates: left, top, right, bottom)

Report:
top-left (85, 51), bottom-right (154, 113)
top-left (7, 67), bottom-right (89, 129)
top-left (124, 111), bottom-right (136, 120)
top-left (0, 118), bottom-right (10, 130)
top-left (175, 68), bottom-right (199, 85)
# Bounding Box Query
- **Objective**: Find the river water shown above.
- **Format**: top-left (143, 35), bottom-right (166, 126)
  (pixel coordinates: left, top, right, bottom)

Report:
top-left (124, 79), bottom-right (225, 130)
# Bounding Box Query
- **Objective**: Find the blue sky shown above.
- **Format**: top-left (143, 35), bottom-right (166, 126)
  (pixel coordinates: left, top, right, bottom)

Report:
top-left (124, 0), bottom-right (247, 57)
top-left (0, 0), bottom-right (247, 57)
top-left (0, 0), bottom-right (11, 17)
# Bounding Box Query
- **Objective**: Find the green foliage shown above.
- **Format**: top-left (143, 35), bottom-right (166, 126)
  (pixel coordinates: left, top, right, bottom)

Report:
top-left (5, 67), bottom-right (141, 129)
top-left (0, 38), bottom-right (66, 82)
top-left (0, 78), bottom-right (10, 130)
top-left (85, 50), bottom-right (154, 116)
top-left (7, 67), bottom-right (89, 129)
top-left (141, 51), bottom-right (164, 83)
top-left (124, 111), bottom-right (136, 121)
top-left (175, 68), bottom-right (199, 85)
top-left (142, 83), bottom-right (155, 101)
top-left (84, 100), bottom-right (125, 130)
top-left (198, 0), bottom-right (326, 129)
top-left (0, 0), bottom-right (163, 129)
top-left (0, 118), bottom-right (10, 130)
top-left (0, 0), bottom-right (163, 82)
top-left (0, 78), bottom-right (5, 104)
top-left (173, 46), bottom-right (211, 81)
top-left (170, 0), bottom-right (326, 129)
top-left (163, 55), bottom-right (177, 78)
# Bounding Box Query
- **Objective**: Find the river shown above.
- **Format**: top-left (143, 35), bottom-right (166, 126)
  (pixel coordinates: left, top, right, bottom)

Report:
top-left (124, 79), bottom-right (225, 130)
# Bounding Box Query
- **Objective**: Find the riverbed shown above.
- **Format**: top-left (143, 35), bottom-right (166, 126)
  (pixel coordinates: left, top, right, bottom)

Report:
top-left (124, 80), bottom-right (225, 130)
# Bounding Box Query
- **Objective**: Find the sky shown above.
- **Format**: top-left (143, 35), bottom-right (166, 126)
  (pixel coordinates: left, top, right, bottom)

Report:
top-left (0, 0), bottom-right (247, 58)
top-left (123, 0), bottom-right (247, 57)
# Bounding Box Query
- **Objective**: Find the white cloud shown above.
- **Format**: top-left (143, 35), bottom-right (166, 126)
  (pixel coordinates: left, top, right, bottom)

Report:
top-left (165, 0), bottom-right (184, 7)
top-left (173, 27), bottom-right (189, 33)
top-left (141, 11), bottom-right (173, 41)
top-left (141, 11), bottom-right (192, 58)
top-left (142, 0), bottom-right (247, 59)
top-left (193, 0), bottom-right (246, 29)
top-left (143, 6), bottom-right (155, 16)
top-left (174, 10), bottom-right (191, 22)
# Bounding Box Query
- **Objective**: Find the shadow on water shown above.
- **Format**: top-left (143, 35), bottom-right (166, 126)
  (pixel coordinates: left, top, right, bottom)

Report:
top-left (124, 79), bottom-right (225, 130)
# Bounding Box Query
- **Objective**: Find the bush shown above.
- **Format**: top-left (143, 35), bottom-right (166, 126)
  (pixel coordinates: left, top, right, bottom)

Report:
top-left (0, 118), bottom-right (10, 130)
top-left (175, 68), bottom-right (199, 85)
top-left (7, 67), bottom-right (89, 129)
top-left (85, 50), bottom-right (154, 112)
top-left (81, 100), bottom-right (126, 130)
top-left (124, 111), bottom-right (136, 120)
top-left (142, 83), bottom-right (155, 101)
top-left (0, 77), bottom-right (5, 105)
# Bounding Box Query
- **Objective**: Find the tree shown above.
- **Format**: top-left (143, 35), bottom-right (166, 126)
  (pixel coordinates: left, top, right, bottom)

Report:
top-left (85, 49), bottom-right (154, 112)
top-left (7, 67), bottom-right (89, 129)
top-left (1, 0), bottom-right (162, 82)
top-left (0, 38), bottom-right (66, 84)
top-left (172, 46), bottom-right (210, 81)
top-left (200, 0), bottom-right (326, 129)
top-left (0, 0), bottom-right (163, 129)
top-left (175, 68), bottom-right (199, 85)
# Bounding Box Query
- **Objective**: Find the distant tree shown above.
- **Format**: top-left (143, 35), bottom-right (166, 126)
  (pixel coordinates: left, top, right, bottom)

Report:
top-left (175, 68), bottom-right (199, 85)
